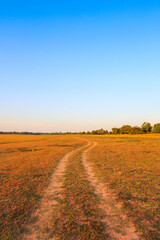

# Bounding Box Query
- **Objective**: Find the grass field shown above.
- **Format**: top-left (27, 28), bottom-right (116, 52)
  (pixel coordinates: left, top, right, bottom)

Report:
top-left (0, 135), bottom-right (84, 239)
top-left (86, 134), bottom-right (160, 239)
top-left (0, 134), bottom-right (160, 239)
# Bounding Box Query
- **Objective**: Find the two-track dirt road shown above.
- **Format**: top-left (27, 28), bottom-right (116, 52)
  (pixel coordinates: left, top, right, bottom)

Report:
top-left (22, 140), bottom-right (141, 240)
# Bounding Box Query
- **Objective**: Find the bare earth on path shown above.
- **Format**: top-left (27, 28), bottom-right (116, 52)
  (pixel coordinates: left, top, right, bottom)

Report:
top-left (82, 141), bottom-right (142, 240)
top-left (21, 143), bottom-right (89, 240)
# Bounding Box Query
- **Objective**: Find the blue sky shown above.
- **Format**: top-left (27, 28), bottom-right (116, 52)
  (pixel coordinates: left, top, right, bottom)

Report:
top-left (1, 1), bottom-right (160, 132)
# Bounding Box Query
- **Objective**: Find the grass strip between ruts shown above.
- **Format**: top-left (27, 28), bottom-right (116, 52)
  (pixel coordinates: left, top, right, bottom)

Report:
top-left (50, 149), bottom-right (110, 240)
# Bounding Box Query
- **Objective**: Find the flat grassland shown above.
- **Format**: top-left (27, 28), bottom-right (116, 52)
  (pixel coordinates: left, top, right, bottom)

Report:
top-left (0, 134), bottom-right (160, 239)
top-left (86, 134), bottom-right (160, 239)
top-left (0, 135), bottom-right (84, 239)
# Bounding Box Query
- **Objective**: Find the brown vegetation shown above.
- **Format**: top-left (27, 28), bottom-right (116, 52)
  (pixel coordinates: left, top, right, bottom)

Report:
top-left (0, 134), bottom-right (160, 239)
top-left (0, 135), bottom-right (84, 239)
top-left (86, 134), bottom-right (160, 239)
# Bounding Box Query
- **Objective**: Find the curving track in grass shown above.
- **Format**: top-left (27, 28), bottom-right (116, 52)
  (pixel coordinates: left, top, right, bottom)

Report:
top-left (22, 140), bottom-right (141, 240)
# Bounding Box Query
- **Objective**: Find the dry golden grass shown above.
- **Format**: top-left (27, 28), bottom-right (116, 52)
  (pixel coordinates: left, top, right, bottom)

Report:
top-left (1, 134), bottom-right (160, 239)
top-left (86, 134), bottom-right (160, 239)
top-left (0, 135), bottom-right (84, 240)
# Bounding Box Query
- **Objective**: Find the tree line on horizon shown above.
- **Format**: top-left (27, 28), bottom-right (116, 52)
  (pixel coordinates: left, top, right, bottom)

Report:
top-left (80, 122), bottom-right (160, 135)
top-left (1, 122), bottom-right (160, 135)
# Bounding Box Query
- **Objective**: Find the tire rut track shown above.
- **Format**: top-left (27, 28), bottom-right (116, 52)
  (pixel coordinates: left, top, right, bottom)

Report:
top-left (82, 141), bottom-right (142, 240)
top-left (21, 143), bottom-right (89, 240)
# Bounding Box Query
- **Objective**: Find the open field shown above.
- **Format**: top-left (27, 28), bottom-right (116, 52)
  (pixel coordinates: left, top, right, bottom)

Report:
top-left (0, 134), bottom-right (160, 239)
top-left (0, 135), bottom-right (84, 239)
top-left (86, 134), bottom-right (160, 239)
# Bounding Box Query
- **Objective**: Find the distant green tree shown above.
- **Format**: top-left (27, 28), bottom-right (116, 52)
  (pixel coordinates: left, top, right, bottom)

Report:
top-left (91, 130), bottom-right (98, 135)
top-left (153, 123), bottom-right (160, 133)
top-left (119, 125), bottom-right (132, 134)
top-left (112, 128), bottom-right (119, 134)
top-left (130, 126), bottom-right (142, 134)
top-left (105, 130), bottom-right (109, 134)
top-left (141, 122), bottom-right (152, 133)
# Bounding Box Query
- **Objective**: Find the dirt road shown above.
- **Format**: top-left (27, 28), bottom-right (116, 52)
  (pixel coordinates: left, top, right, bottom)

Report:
top-left (22, 140), bottom-right (141, 240)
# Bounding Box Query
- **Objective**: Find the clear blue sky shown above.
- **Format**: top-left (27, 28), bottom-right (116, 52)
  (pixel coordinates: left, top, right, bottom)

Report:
top-left (1, 1), bottom-right (160, 132)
